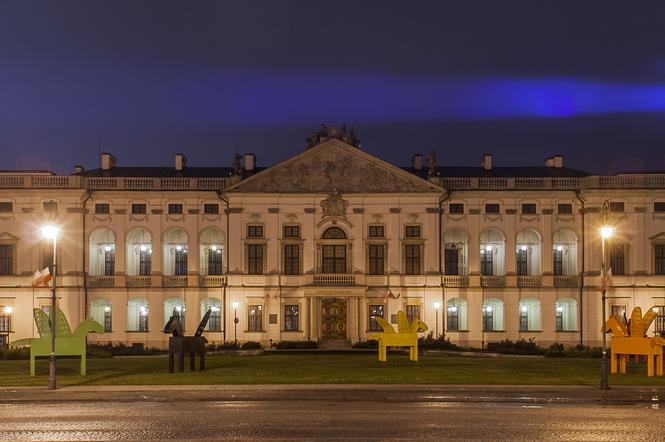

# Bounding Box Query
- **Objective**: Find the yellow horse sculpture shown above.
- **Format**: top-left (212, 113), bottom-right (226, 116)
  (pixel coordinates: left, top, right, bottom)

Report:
top-left (367, 310), bottom-right (428, 362)
top-left (605, 306), bottom-right (665, 377)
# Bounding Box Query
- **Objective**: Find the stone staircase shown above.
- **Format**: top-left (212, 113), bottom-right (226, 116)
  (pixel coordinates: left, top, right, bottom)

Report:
top-left (317, 339), bottom-right (352, 350)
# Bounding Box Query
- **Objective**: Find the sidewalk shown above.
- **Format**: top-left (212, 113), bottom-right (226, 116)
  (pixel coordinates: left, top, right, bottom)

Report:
top-left (2, 383), bottom-right (663, 405)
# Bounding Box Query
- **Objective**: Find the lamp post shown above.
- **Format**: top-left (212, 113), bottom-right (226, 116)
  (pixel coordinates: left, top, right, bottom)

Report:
top-left (599, 201), bottom-right (613, 390)
top-left (232, 301), bottom-right (239, 345)
top-left (433, 302), bottom-right (441, 337)
top-left (41, 224), bottom-right (60, 390)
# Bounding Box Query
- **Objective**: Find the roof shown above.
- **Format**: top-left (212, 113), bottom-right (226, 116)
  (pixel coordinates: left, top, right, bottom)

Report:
top-left (403, 166), bottom-right (592, 178)
top-left (75, 166), bottom-right (266, 178)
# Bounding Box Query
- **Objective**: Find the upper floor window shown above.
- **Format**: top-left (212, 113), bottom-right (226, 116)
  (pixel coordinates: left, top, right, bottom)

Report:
top-left (557, 203), bottom-right (573, 214)
top-left (521, 203), bottom-right (537, 214)
top-left (368, 225), bottom-right (384, 238)
top-left (322, 226), bottom-right (346, 239)
top-left (43, 201), bottom-right (58, 213)
top-left (247, 244), bottom-right (264, 274)
top-left (0, 202), bottom-right (12, 213)
top-left (485, 203), bottom-right (500, 214)
top-left (283, 244), bottom-right (300, 275)
top-left (655, 244), bottom-right (665, 275)
top-left (168, 203), bottom-right (183, 214)
top-left (449, 203), bottom-right (464, 214)
top-left (609, 202), bottom-right (625, 213)
top-left (131, 203), bottom-right (147, 214)
top-left (203, 203), bottom-right (219, 214)
top-left (0, 245), bottom-right (14, 276)
top-left (609, 244), bottom-right (626, 275)
top-left (247, 225), bottom-right (264, 238)
top-left (405, 225), bottom-right (421, 238)
top-left (404, 244), bottom-right (422, 275)
top-left (368, 244), bottom-right (385, 275)
top-left (283, 225), bottom-right (300, 238)
top-left (654, 202), bottom-right (665, 213)
top-left (95, 203), bottom-right (110, 214)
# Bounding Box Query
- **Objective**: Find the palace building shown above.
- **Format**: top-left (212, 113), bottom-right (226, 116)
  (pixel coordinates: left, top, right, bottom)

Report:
top-left (1, 127), bottom-right (665, 349)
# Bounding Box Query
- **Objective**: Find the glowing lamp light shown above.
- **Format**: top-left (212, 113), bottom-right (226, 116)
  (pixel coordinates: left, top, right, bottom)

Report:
top-left (175, 245), bottom-right (182, 251)
top-left (139, 306), bottom-right (148, 314)
top-left (211, 245), bottom-right (217, 251)
top-left (41, 224), bottom-right (60, 240)
top-left (434, 302), bottom-right (441, 309)
top-left (556, 306), bottom-right (563, 313)
top-left (449, 306), bottom-right (458, 313)
top-left (210, 306), bottom-right (220, 312)
top-left (104, 306), bottom-right (111, 313)
top-left (653, 307), bottom-right (660, 313)
top-left (485, 306), bottom-right (493, 313)
top-left (600, 226), bottom-right (614, 239)
top-left (140, 245), bottom-right (147, 252)
top-left (521, 306), bottom-right (528, 313)
top-left (4, 306), bottom-right (13, 314)
top-left (485, 245), bottom-right (493, 252)
top-left (556, 245), bottom-right (564, 252)
top-left (104, 245), bottom-right (112, 252)
top-left (520, 245), bottom-right (528, 252)
top-left (175, 306), bottom-right (182, 312)
top-left (232, 301), bottom-right (239, 309)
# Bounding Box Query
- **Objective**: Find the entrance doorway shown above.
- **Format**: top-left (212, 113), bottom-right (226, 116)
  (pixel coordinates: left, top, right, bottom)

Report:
top-left (320, 298), bottom-right (347, 339)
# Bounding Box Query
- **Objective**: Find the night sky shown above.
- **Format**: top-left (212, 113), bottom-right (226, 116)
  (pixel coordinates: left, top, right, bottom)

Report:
top-left (2, 1), bottom-right (665, 175)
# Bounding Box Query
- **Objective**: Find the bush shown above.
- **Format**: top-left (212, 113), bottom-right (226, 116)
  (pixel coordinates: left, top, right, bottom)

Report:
top-left (544, 343), bottom-right (604, 358)
top-left (352, 339), bottom-right (378, 349)
top-left (207, 342), bottom-right (239, 351)
top-left (485, 338), bottom-right (545, 355)
top-left (275, 340), bottom-right (318, 349)
top-left (418, 333), bottom-right (462, 351)
top-left (0, 347), bottom-right (30, 360)
top-left (240, 341), bottom-right (263, 350)
top-left (87, 342), bottom-right (165, 357)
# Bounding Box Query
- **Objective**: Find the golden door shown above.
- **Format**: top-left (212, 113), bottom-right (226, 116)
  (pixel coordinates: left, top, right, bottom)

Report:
top-left (320, 299), bottom-right (347, 339)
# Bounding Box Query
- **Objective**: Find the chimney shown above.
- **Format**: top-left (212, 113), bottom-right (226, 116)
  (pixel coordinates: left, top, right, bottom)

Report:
top-left (244, 153), bottom-right (256, 172)
top-left (553, 154), bottom-right (563, 168)
top-left (482, 153), bottom-right (493, 171)
top-left (412, 154), bottom-right (423, 170)
top-left (74, 165), bottom-right (85, 174)
top-left (101, 153), bottom-right (117, 171)
top-left (175, 153), bottom-right (187, 171)
top-left (545, 157), bottom-right (554, 167)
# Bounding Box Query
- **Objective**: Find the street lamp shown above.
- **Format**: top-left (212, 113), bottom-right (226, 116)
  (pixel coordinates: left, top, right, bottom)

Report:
top-left (40, 224), bottom-right (60, 390)
top-left (599, 201), bottom-right (614, 390)
top-left (232, 301), bottom-right (239, 345)
top-left (433, 302), bottom-right (441, 337)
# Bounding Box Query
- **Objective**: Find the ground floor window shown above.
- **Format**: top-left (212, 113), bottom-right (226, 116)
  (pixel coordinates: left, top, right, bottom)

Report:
top-left (519, 299), bottom-right (541, 332)
top-left (611, 304), bottom-right (626, 321)
top-left (91, 299), bottom-right (112, 333)
top-left (128, 298), bottom-right (149, 332)
top-left (284, 304), bottom-right (299, 331)
top-left (654, 306), bottom-right (665, 337)
top-left (0, 306), bottom-right (11, 334)
top-left (555, 298), bottom-right (577, 331)
top-left (201, 298), bottom-right (221, 331)
top-left (447, 298), bottom-right (467, 331)
top-left (406, 305), bottom-right (421, 323)
top-left (248, 305), bottom-right (263, 331)
top-left (483, 298), bottom-right (504, 332)
top-left (368, 304), bottom-right (384, 331)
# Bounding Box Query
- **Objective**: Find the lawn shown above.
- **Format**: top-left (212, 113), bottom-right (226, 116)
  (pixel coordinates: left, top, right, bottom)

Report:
top-left (1, 353), bottom-right (664, 386)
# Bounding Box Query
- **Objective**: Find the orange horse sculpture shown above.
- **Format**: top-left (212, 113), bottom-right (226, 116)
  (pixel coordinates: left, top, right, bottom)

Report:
top-left (605, 306), bottom-right (665, 377)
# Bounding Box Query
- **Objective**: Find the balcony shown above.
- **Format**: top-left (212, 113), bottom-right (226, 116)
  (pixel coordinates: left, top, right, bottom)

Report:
top-left (481, 276), bottom-right (505, 288)
top-left (314, 274), bottom-right (355, 286)
top-left (517, 276), bottom-right (542, 288)
top-left (554, 275), bottom-right (580, 288)
top-left (199, 275), bottom-right (227, 288)
top-left (163, 276), bottom-right (188, 288)
top-left (88, 276), bottom-right (115, 288)
top-left (443, 275), bottom-right (469, 288)
top-left (126, 276), bottom-right (152, 288)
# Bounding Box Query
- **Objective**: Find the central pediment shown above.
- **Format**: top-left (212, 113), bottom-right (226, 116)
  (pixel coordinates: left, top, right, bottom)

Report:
top-left (227, 140), bottom-right (442, 194)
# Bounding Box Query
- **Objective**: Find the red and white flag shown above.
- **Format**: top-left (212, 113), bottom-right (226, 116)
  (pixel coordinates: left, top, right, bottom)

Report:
top-left (32, 267), bottom-right (52, 287)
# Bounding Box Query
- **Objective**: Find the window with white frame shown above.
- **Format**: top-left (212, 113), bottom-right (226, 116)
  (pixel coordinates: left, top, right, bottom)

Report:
top-left (163, 228), bottom-right (188, 276)
top-left (89, 228), bottom-right (115, 276)
top-left (199, 228), bottom-right (224, 276)
top-left (555, 298), bottom-right (577, 331)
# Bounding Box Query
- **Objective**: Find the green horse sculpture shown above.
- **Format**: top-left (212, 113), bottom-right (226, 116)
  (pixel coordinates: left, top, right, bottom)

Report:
top-left (11, 308), bottom-right (104, 376)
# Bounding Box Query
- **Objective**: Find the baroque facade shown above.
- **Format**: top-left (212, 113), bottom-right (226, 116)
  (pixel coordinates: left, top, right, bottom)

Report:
top-left (1, 132), bottom-right (665, 349)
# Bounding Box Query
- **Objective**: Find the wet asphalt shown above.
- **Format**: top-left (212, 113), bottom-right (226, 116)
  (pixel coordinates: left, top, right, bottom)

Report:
top-left (0, 385), bottom-right (663, 440)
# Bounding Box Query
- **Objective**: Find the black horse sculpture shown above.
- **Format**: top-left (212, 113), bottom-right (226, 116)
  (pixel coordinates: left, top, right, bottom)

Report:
top-left (163, 308), bottom-right (211, 372)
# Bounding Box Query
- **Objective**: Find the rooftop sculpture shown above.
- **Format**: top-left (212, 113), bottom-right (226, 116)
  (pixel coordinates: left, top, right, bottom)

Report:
top-left (605, 306), bottom-right (665, 377)
top-left (163, 308), bottom-right (211, 372)
top-left (367, 310), bottom-right (428, 362)
top-left (11, 308), bottom-right (104, 376)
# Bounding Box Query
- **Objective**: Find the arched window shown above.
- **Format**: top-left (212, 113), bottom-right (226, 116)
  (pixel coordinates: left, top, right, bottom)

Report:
top-left (480, 229), bottom-right (505, 276)
top-left (164, 298), bottom-right (186, 328)
top-left (447, 298), bottom-right (468, 331)
top-left (199, 228), bottom-right (224, 276)
top-left (321, 226), bottom-right (347, 274)
top-left (322, 227), bottom-right (346, 239)
top-left (91, 298), bottom-right (112, 332)
top-left (556, 298), bottom-right (577, 331)
top-left (128, 298), bottom-right (149, 332)
top-left (516, 229), bottom-right (541, 276)
top-left (126, 228), bottom-right (152, 276)
top-left (163, 228), bottom-right (188, 276)
top-left (519, 298), bottom-right (541, 331)
top-left (443, 229), bottom-right (469, 275)
top-left (552, 229), bottom-right (578, 275)
top-left (483, 298), bottom-right (504, 331)
top-left (89, 228), bottom-right (115, 276)
top-left (201, 298), bottom-right (221, 331)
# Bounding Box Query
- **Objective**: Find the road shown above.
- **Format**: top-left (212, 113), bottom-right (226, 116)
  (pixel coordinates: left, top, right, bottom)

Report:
top-left (1, 386), bottom-right (663, 440)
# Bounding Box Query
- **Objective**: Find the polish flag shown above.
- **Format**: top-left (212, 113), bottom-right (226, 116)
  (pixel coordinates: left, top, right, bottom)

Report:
top-left (32, 267), bottom-right (52, 287)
